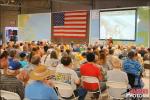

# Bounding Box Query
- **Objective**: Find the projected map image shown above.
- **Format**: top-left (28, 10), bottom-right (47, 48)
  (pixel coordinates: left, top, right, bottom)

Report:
top-left (100, 10), bottom-right (136, 40)
top-left (18, 13), bottom-right (51, 41)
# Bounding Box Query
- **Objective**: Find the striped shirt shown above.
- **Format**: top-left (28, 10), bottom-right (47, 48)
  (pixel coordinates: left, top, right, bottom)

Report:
top-left (0, 75), bottom-right (24, 100)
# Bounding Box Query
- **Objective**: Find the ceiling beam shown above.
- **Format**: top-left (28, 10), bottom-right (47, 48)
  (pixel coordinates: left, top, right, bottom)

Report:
top-left (0, 3), bottom-right (49, 10)
top-left (52, 0), bottom-right (90, 6)
top-left (47, 0), bottom-right (52, 12)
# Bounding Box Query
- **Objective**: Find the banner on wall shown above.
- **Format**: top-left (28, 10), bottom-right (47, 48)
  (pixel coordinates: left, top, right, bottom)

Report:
top-left (5, 27), bottom-right (18, 43)
top-left (51, 11), bottom-right (89, 43)
top-left (18, 13), bottom-right (51, 41)
top-left (52, 11), bottom-right (88, 38)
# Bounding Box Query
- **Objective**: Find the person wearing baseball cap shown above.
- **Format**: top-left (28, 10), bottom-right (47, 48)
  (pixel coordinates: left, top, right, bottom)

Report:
top-left (0, 55), bottom-right (24, 100)
top-left (19, 52), bottom-right (29, 69)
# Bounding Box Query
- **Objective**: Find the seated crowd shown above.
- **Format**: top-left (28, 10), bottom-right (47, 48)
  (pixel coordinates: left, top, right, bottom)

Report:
top-left (0, 41), bottom-right (149, 100)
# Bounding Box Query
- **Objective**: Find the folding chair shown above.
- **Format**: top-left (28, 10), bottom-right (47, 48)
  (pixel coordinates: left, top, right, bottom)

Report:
top-left (0, 90), bottom-right (21, 100)
top-left (106, 81), bottom-right (128, 100)
top-left (0, 68), bottom-right (3, 74)
top-left (54, 81), bottom-right (78, 100)
top-left (81, 76), bottom-right (102, 99)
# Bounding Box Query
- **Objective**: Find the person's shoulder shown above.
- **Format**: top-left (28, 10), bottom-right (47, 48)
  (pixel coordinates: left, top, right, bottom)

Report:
top-left (130, 59), bottom-right (140, 66)
top-left (64, 67), bottom-right (75, 74)
top-left (107, 70), bottom-right (111, 74)
top-left (17, 80), bottom-right (24, 88)
top-left (93, 64), bottom-right (100, 69)
top-left (134, 60), bottom-right (141, 67)
top-left (123, 58), bottom-right (131, 64)
top-left (70, 69), bottom-right (77, 74)
top-left (107, 70), bottom-right (114, 75)
top-left (44, 84), bottom-right (55, 92)
top-left (0, 74), bottom-right (7, 80)
top-left (82, 62), bottom-right (92, 66)
top-left (80, 63), bottom-right (91, 69)
top-left (80, 63), bottom-right (86, 68)
top-left (6, 77), bottom-right (23, 87)
top-left (44, 84), bottom-right (53, 90)
top-left (121, 71), bottom-right (127, 75)
top-left (123, 58), bottom-right (128, 62)
top-left (41, 54), bottom-right (47, 59)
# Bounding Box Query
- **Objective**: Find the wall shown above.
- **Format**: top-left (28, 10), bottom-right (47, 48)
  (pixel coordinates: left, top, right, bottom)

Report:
top-left (0, 0), bottom-right (150, 43)
top-left (90, 7), bottom-right (150, 47)
top-left (95, 0), bottom-right (150, 9)
top-left (0, 0), bottom-right (50, 43)
top-left (0, 6), bottom-right (18, 43)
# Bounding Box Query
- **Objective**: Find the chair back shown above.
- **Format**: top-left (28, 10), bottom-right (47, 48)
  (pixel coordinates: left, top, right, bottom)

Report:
top-left (106, 81), bottom-right (128, 99)
top-left (81, 76), bottom-right (100, 91)
top-left (0, 90), bottom-right (21, 100)
top-left (107, 81), bottom-right (128, 88)
top-left (0, 69), bottom-right (4, 74)
top-left (81, 76), bottom-right (101, 99)
top-left (54, 81), bottom-right (74, 98)
top-left (81, 76), bottom-right (99, 83)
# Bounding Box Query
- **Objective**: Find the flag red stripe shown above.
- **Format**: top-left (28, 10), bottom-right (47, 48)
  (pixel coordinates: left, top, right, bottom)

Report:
top-left (53, 32), bottom-right (86, 34)
top-left (64, 24), bottom-right (86, 26)
top-left (65, 11), bottom-right (88, 14)
top-left (65, 15), bottom-right (87, 17)
top-left (53, 36), bottom-right (86, 38)
top-left (64, 19), bottom-right (86, 22)
top-left (53, 28), bottom-right (86, 30)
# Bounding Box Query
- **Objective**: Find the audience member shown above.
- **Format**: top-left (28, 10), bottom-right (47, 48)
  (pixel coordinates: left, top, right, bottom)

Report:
top-left (16, 70), bottom-right (29, 86)
top-left (28, 47), bottom-right (38, 62)
top-left (0, 40), bottom-right (149, 100)
top-left (107, 56), bottom-right (129, 98)
top-left (123, 51), bottom-right (144, 88)
top-left (41, 50), bottom-right (59, 70)
top-left (19, 52), bottom-right (29, 69)
top-left (28, 55), bottom-right (41, 71)
top-left (0, 62), bottom-right (24, 100)
top-left (99, 51), bottom-right (110, 71)
top-left (0, 51), bottom-right (9, 74)
top-left (25, 65), bottom-right (58, 100)
top-left (80, 53), bottom-right (103, 99)
top-left (143, 48), bottom-right (150, 62)
top-left (56, 56), bottom-right (87, 100)
top-left (106, 49), bottom-right (116, 70)
top-left (138, 46), bottom-right (147, 57)
top-left (8, 49), bottom-right (22, 70)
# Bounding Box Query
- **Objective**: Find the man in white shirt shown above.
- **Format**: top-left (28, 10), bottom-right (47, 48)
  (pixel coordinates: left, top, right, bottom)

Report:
top-left (56, 56), bottom-right (87, 100)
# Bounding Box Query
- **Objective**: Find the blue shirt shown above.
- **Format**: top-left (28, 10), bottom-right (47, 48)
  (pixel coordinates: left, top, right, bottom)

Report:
top-left (19, 60), bottom-right (29, 68)
top-left (123, 58), bottom-right (144, 88)
top-left (123, 58), bottom-right (142, 76)
top-left (25, 81), bottom-right (58, 100)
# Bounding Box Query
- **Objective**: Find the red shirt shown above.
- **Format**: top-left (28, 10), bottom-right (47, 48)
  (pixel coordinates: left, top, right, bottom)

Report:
top-left (80, 63), bottom-right (103, 91)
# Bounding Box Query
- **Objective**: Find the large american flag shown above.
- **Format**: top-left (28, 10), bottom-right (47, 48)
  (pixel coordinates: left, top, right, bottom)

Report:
top-left (52, 11), bottom-right (88, 38)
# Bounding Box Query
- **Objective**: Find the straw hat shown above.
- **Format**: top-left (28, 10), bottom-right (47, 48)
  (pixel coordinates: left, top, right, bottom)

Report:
top-left (29, 65), bottom-right (51, 80)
